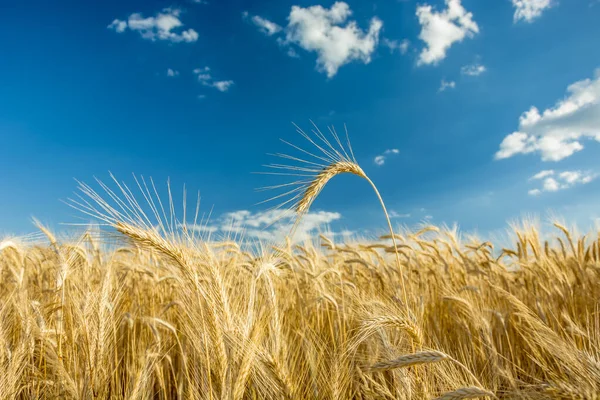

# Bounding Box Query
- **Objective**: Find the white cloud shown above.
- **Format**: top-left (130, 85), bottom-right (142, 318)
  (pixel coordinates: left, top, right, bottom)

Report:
top-left (560, 170), bottom-right (595, 184)
top-left (254, 16), bottom-right (282, 36)
top-left (461, 63), bottom-right (486, 76)
top-left (528, 170), bottom-right (596, 195)
top-left (249, 2), bottom-right (382, 78)
top-left (243, 12), bottom-right (282, 36)
top-left (416, 0), bottom-right (479, 66)
top-left (542, 177), bottom-right (560, 192)
top-left (193, 66), bottom-right (211, 80)
top-left (212, 80), bottom-right (235, 92)
top-left (108, 19), bottom-right (127, 33)
top-left (286, 2), bottom-right (382, 77)
top-left (193, 67), bottom-right (234, 92)
top-left (439, 79), bottom-right (456, 92)
top-left (512, 0), bottom-right (553, 23)
top-left (167, 68), bottom-right (179, 77)
top-left (530, 169), bottom-right (554, 180)
top-left (191, 209), bottom-right (343, 243)
top-left (495, 132), bottom-right (537, 159)
top-left (495, 69), bottom-right (600, 161)
top-left (107, 8), bottom-right (198, 43)
top-left (374, 148), bottom-right (399, 166)
top-left (383, 38), bottom-right (410, 55)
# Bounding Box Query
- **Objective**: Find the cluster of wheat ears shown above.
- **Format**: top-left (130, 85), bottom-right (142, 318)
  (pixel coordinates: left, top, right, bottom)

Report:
top-left (1, 124), bottom-right (600, 399)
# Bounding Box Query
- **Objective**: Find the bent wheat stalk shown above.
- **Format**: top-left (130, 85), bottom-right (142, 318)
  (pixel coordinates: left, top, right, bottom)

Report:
top-left (261, 122), bottom-right (409, 308)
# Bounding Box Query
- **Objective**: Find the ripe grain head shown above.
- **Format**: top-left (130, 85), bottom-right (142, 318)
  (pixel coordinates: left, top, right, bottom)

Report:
top-left (367, 351), bottom-right (448, 372)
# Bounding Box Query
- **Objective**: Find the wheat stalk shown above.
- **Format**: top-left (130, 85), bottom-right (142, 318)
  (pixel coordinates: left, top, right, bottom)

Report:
top-left (433, 386), bottom-right (495, 399)
top-left (260, 122), bottom-right (409, 308)
top-left (367, 351), bottom-right (448, 372)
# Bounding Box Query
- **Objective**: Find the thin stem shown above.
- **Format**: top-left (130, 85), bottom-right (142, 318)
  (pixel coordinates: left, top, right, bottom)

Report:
top-left (448, 356), bottom-right (487, 393)
top-left (363, 175), bottom-right (409, 311)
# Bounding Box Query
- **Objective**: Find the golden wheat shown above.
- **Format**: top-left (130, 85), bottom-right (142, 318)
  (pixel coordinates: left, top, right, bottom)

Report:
top-left (1, 125), bottom-right (599, 398)
top-left (1, 219), bottom-right (599, 398)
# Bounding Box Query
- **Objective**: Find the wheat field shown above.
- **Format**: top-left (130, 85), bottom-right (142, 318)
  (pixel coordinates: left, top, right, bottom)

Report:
top-left (1, 127), bottom-right (600, 399)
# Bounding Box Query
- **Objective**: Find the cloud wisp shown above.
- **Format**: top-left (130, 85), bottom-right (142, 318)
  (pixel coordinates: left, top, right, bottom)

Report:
top-left (439, 79), bottom-right (456, 92)
top-left (193, 67), bottom-right (235, 92)
top-left (383, 38), bottom-right (410, 55)
top-left (528, 169), bottom-right (596, 196)
top-left (374, 148), bottom-right (399, 166)
top-left (461, 63), bottom-right (486, 76)
top-left (389, 210), bottom-right (411, 218)
top-left (243, 11), bottom-right (282, 36)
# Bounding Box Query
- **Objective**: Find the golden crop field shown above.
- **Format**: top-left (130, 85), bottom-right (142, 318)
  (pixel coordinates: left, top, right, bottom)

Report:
top-left (1, 128), bottom-right (599, 399)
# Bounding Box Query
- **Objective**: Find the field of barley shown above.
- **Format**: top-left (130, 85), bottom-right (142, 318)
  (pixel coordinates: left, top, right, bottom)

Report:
top-left (1, 129), bottom-right (600, 399)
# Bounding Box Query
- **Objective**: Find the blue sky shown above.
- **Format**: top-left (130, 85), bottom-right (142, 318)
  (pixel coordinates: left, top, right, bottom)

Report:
top-left (1, 0), bottom-right (600, 240)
